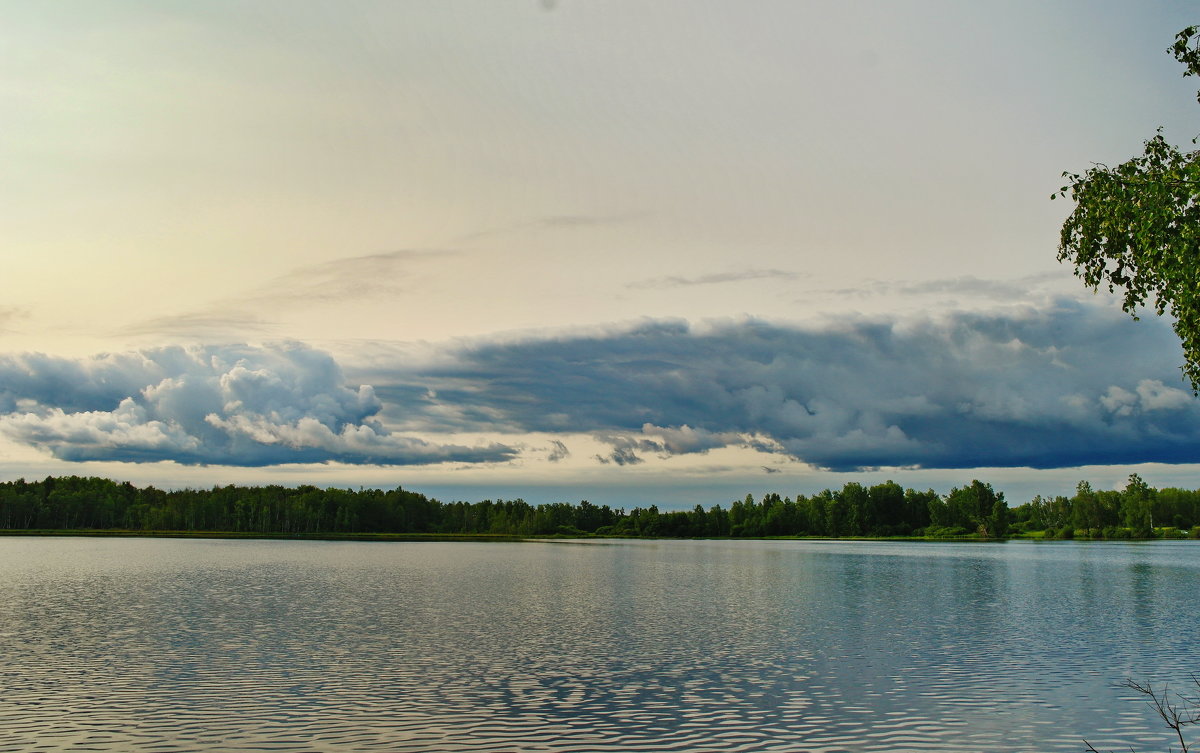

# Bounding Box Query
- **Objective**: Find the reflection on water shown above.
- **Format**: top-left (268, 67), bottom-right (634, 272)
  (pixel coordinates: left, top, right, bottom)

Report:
top-left (1, 537), bottom-right (1196, 752)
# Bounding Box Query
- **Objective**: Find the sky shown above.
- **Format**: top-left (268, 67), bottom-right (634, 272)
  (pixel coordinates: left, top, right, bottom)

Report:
top-left (3, 0), bottom-right (1200, 508)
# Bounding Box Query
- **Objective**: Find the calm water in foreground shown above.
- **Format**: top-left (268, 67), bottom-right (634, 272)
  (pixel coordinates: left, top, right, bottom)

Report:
top-left (1, 537), bottom-right (1196, 753)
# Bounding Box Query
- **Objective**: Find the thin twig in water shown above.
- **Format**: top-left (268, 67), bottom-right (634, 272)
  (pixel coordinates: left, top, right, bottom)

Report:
top-left (1085, 677), bottom-right (1200, 753)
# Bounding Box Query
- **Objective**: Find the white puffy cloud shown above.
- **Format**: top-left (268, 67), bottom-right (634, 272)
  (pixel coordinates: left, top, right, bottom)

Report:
top-left (1100, 380), bottom-right (1193, 418)
top-left (0, 343), bottom-right (515, 466)
top-left (1135, 379), bottom-right (1193, 411)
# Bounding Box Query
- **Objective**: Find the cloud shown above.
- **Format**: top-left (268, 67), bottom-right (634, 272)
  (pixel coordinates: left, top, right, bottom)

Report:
top-left (120, 250), bottom-right (453, 337)
top-left (455, 213), bottom-right (641, 244)
top-left (640, 423), bottom-right (743, 454)
top-left (253, 250), bottom-right (451, 306)
top-left (591, 432), bottom-right (664, 465)
top-left (0, 307), bottom-right (29, 333)
top-left (537, 214), bottom-right (622, 228)
top-left (894, 276), bottom-right (1041, 298)
top-left (119, 311), bottom-right (277, 338)
top-left (825, 273), bottom-right (1070, 301)
top-left (546, 439), bottom-right (571, 462)
top-left (368, 299), bottom-right (1200, 471)
top-left (11, 299), bottom-right (1199, 473)
top-left (0, 343), bottom-right (515, 466)
top-left (593, 443), bottom-right (646, 466)
top-left (628, 269), bottom-right (797, 290)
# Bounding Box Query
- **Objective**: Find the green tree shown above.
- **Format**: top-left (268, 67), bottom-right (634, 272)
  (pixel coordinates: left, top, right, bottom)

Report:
top-left (1054, 27), bottom-right (1200, 390)
top-left (867, 481), bottom-right (906, 535)
top-left (927, 495), bottom-right (951, 529)
top-left (986, 498), bottom-right (1010, 538)
top-left (902, 488), bottom-right (936, 532)
top-left (1072, 480), bottom-right (1101, 531)
top-left (841, 483), bottom-right (869, 536)
top-left (945, 480), bottom-right (1002, 533)
top-left (1121, 473), bottom-right (1156, 536)
top-left (824, 491), bottom-right (850, 537)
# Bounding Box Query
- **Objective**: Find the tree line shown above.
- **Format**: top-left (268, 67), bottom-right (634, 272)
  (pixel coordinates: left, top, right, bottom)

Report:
top-left (1010, 475), bottom-right (1200, 539)
top-left (0, 474), bottom-right (1195, 538)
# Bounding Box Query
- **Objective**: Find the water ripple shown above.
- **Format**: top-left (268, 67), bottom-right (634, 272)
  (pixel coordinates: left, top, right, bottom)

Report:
top-left (0, 537), bottom-right (1195, 752)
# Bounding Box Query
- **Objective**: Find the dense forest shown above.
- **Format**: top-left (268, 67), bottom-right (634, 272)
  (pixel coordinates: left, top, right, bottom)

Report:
top-left (0, 474), bottom-right (1197, 539)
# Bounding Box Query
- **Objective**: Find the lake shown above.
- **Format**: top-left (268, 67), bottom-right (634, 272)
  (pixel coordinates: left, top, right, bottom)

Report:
top-left (0, 537), bottom-right (1195, 752)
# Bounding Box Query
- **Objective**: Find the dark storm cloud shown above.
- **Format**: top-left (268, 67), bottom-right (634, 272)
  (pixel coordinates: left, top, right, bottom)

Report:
top-left (8, 299), bottom-right (1198, 472)
top-left (370, 299), bottom-right (1200, 471)
top-left (0, 343), bottom-right (515, 466)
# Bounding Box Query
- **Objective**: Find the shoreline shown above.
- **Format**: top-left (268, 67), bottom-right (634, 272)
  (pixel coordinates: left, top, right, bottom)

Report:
top-left (0, 529), bottom-right (1176, 543)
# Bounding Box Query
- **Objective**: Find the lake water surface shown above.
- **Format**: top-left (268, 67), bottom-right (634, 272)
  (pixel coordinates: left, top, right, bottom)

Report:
top-left (1, 537), bottom-right (1196, 752)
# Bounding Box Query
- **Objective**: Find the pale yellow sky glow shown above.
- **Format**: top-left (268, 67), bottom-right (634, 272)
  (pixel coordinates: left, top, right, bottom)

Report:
top-left (3, 1), bottom-right (1199, 506)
